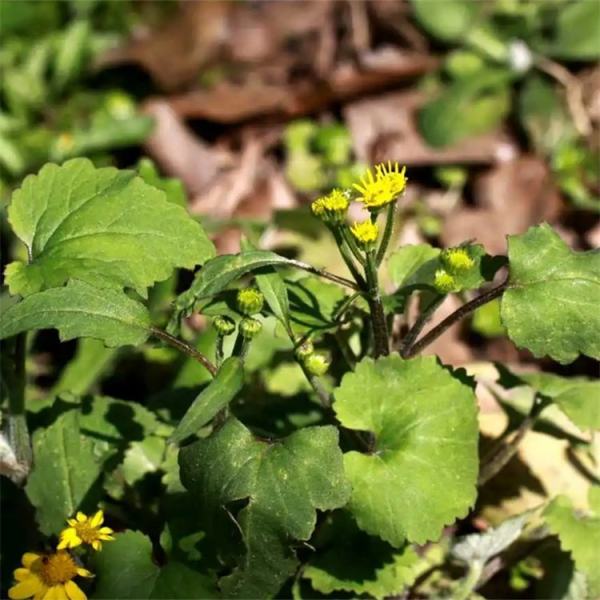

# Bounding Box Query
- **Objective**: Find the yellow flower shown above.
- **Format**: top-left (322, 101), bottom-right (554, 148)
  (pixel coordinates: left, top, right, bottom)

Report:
top-left (9, 551), bottom-right (93, 600)
top-left (236, 288), bottom-right (264, 316)
top-left (350, 220), bottom-right (379, 247)
top-left (58, 511), bottom-right (114, 552)
top-left (353, 162), bottom-right (407, 209)
top-left (311, 189), bottom-right (349, 222)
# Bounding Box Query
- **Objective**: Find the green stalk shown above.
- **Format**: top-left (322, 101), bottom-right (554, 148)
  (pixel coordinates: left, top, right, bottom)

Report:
top-left (330, 225), bottom-right (366, 287)
top-left (365, 250), bottom-right (389, 357)
top-left (215, 335), bottom-right (225, 368)
top-left (376, 202), bottom-right (396, 265)
top-left (340, 226), bottom-right (367, 266)
top-left (453, 561), bottom-right (484, 600)
top-left (399, 294), bottom-right (445, 358)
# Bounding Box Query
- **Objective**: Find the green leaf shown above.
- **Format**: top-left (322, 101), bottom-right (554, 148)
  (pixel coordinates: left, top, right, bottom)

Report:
top-left (518, 372), bottom-right (600, 432)
top-left (303, 512), bottom-right (421, 599)
top-left (92, 531), bottom-right (219, 599)
top-left (0, 279), bottom-right (151, 347)
top-left (172, 251), bottom-right (295, 329)
top-left (419, 71), bottom-right (511, 147)
top-left (25, 410), bottom-right (105, 535)
top-left (136, 158), bottom-right (187, 207)
top-left (387, 244), bottom-right (441, 287)
top-left (410, 0), bottom-right (478, 42)
top-left (334, 355), bottom-right (478, 546)
top-left (256, 269), bottom-right (292, 334)
top-left (501, 224), bottom-right (600, 363)
top-left (179, 417), bottom-right (350, 598)
top-left (170, 357), bottom-right (244, 445)
top-left (6, 158), bottom-right (214, 297)
top-left (542, 1), bottom-right (600, 60)
top-left (544, 489), bottom-right (600, 597)
top-left (51, 338), bottom-right (118, 396)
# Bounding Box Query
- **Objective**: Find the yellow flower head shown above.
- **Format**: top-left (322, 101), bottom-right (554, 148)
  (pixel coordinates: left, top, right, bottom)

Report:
top-left (236, 288), bottom-right (264, 316)
top-left (304, 352), bottom-right (330, 376)
top-left (9, 551), bottom-right (93, 600)
top-left (353, 162), bottom-right (406, 210)
top-left (58, 511), bottom-right (114, 552)
top-left (311, 189), bottom-right (349, 223)
top-left (433, 269), bottom-right (457, 294)
top-left (440, 247), bottom-right (475, 273)
top-left (350, 220), bottom-right (379, 247)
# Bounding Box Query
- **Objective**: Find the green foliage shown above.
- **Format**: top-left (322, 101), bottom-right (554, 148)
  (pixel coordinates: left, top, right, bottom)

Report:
top-left (411, 0), bottom-right (478, 42)
top-left (0, 279), bottom-right (151, 347)
top-left (170, 357), bottom-right (244, 445)
top-left (544, 489), bottom-right (600, 597)
top-left (501, 224), bottom-right (600, 363)
top-left (25, 410), bottom-right (105, 535)
top-left (179, 418), bottom-right (350, 598)
top-left (92, 531), bottom-right (218, 599)
top-left (6, 158), bottom-right (214, 297)
top-left (334, 355), bottom-right (479, 546)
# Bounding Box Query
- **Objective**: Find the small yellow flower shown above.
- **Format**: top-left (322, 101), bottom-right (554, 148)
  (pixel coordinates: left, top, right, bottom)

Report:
top-left (433, 269), bottom-right (457, 294)
top-left (311, 189), bottom-right (349, 223)
top-left (350, 220), bottom-right (379, 247)
top-left (304, 352), bottom-right (330, 376)
top-left (440, 247), bottom-right (475, 272)
top-left (9, 551), bottom-right (93, 600)
top-left (58, 511), bottom-right (114, 552)
top-left (353, 162), bottom-right (407, 210)
top-left (236, 288), bottom-right (264, 316)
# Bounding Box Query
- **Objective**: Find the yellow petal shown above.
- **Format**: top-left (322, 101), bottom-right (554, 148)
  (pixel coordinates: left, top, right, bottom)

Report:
top-left (64, 582), bottom-right (86, 600)
top-left (76, 568), bottom-right (93, 579)
top-left (75, 512), bottom-right (87, 523)
top-left (9, 576), bottom-right (44, 599)
top-left (90, 511), bottom-right (103, 528)
top-left (91, 541), bottom-right (101, 551)
top-left (14, 568), bottom-right (31, 582)
top-left (22, 554), bottom-right (41, 568)
top-left (44, 586), bottom-right (68, 600)
top-left (67, 519), bottom-right (77, 527)
top-left (98, 527), bottom-right (113, 535)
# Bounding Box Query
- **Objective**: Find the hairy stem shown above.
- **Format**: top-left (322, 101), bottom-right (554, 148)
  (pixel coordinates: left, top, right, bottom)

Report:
top-left (150, 327), bottom-right (217, 376)
top-left (330, 227), bottom-right (366, 287)
top-left (287, 258), bottom-right (360, 290)
top-left (478, 396), bottom-right (549, 486)
top-left (399, 294), bottom-right (445, 358)
top-left (341, 226), bottom-right (367, 266)
top-left (365, 251), bottom-right (389, 357)
top-left (403, 281), bottom-right (507, 358)
top-left (376, 202), bottom-right (396, 265)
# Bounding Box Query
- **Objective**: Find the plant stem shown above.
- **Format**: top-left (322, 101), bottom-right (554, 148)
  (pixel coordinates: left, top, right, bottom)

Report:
top-left (150, 327), bottom-right (217, 376)
top-left (453, 561), bottom-right (484, 600)
top-left (215, 335), bottom-right (225, 368)
top-left (3, 333), bottom-right (32, 483)
top-left (376, 202), bottom-right (396, 265)
top-left (287, 259), bottom-right (359, 290)
top-left (365, 250), bottom-right (389, 357)
top-left (478, 395), bottom-right (549, 486)
top-left (399, 294), bottom-right (445, 358)
top-left (332, 291), bottom-right (361, 323)
top-left (402, 281), bottom-right (507, 358)
top-left (330, 227), bottom-right (366, 287)
top-left (341, 226), bottom-right (367, 266)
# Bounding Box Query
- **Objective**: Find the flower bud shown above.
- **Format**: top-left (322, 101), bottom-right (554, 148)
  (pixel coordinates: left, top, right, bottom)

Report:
top-left (440, 247), bottom-right (475, 273)
top-left (433, 269), bottom-right (457, 294)
top-left (239, 317), bottom-right (262, 339)
top-left (350, 220), bottom-right (379, 248)
top-left (295, 340), bottom-right (314, 361)
top-left (304, 352), bottom-right (330, 376)
top-left (213, 315), bottom-right (235, 336)
top-left (311, 189), bottom-right (349, 223)
top-left (237, 288), bottom-right (264, 316)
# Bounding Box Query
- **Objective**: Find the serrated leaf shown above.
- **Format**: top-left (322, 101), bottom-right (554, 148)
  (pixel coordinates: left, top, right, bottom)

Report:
top-left (6, 158), bottom-right (214, 297)
top-left (25, 410), bottom-right (105, 535)
top-left (0, 279), bottom-right (151, 347)
top-left (452, 512), bottom-right (530, 564)
top-left (170, 357), bottom-right (244, 445)
top-left (92, 531), bottom-right (218, 599)
top-left (387, 243), bottom-right (441, 287)
top-left (179, 417), bottom-right (350, 598)
top-left (544, 489), bottom-right (600, 597)
top-left (333, 355), bottom-right (479, 546)
top-left (501, 224), bottom-right (600, 363)
top-left (303, 512), bottom-right (421, 599)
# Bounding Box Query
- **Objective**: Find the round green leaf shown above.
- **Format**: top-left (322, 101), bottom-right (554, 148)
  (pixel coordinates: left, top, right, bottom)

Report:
top-left (501, 224), bottom-right (600, 364)
top-left (333, 355), bottom-right (479, 546)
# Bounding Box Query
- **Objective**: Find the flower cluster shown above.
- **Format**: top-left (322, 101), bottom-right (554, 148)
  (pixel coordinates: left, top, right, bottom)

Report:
top-left (295, 339), bottom-right (330, 376)
top-left (9, 511), bottom-right (114, 600)
top-left (311, 188), bottom-right (349, 223)
top-left (433, 246), bottom-right (477, 294)
top-left (350, 220), bottom-right (379, 248)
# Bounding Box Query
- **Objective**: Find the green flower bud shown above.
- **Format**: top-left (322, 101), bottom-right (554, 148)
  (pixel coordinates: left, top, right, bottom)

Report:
top-left (239, 317), bottom-right (262, 339)
top-left (304, 352), bottom-right (330, 376)
top-left (213, 315), bottom-right (235, 336)
top-left (440, 247), bottom-right (475, 273)
top-left (295, 340), bottom-right (314, 361)
top-left (237, 288), bottom-right (264, 316)
top-left (433, 269), bottom-right (457, 294)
